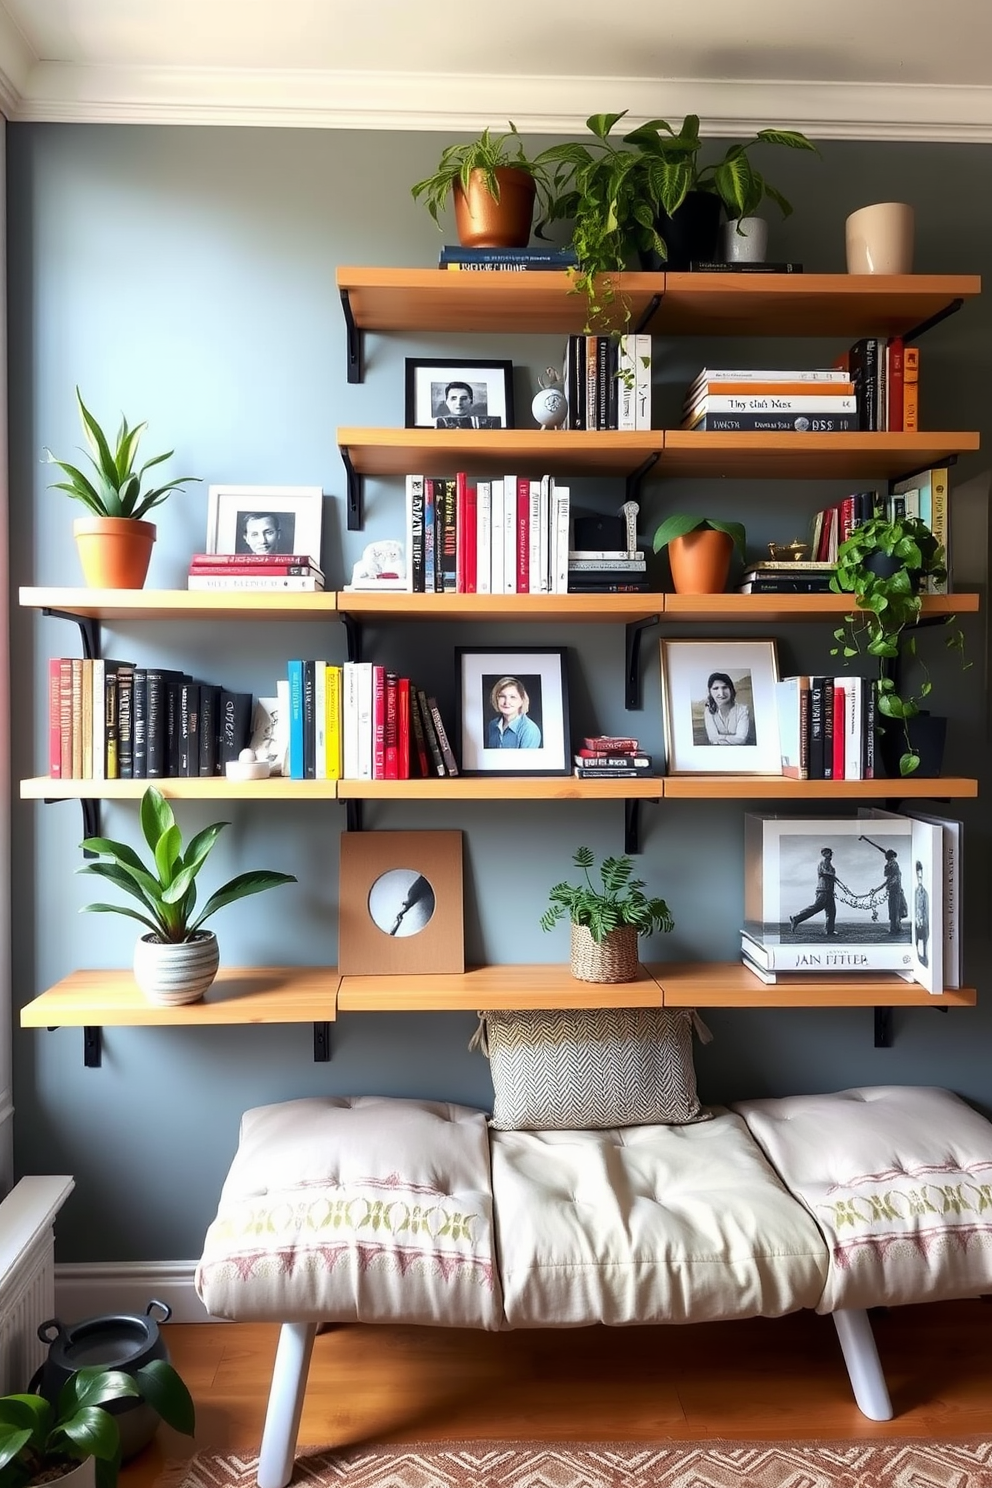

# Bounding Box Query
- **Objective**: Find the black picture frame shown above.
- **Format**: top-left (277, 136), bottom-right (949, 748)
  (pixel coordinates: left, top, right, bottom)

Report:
top-left (405, 357), bottom-right (514, 430)
top-left (455, 645), bottom-right (570, 776)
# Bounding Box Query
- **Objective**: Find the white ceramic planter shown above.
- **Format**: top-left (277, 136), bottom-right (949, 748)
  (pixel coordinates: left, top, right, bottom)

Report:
top-left (721, 216), bottom-right (768, 263)
top-left (133, 930), bottom-right (219, 1005)
top-left (845, 202), bottom-right (915, 274)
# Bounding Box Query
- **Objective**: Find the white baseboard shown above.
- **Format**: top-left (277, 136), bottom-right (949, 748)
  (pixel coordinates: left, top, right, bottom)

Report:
top-left (55, 1261), bottom-right (224, 1323)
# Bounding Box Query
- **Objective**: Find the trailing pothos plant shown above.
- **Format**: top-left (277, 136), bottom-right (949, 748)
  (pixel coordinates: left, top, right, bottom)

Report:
top-left (540, 846), bottom-right (674, 945)
top-left (829, 512), bottom-right (968, 775)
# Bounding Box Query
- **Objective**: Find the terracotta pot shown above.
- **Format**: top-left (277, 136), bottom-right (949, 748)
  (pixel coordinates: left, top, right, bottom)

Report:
top-left (453, 167), bottom-right (537, 248)
top-left (667, 530), bottom-right (734, 594)
top-left (73, 517), bottom-right (156, 589)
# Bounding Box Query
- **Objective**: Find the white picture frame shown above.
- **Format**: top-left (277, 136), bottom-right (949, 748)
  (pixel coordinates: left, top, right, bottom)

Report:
top-left (205, 484), bottom-right (324, 563)
top-left (455, 646), bottom-right (570, 775)
top-left (660, 638), bottom-right (781, 775)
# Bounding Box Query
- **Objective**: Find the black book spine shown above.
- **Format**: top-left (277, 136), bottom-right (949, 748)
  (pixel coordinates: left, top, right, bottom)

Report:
top-left (431, 478), bottom-right (446, 593)
top-left (167, 678), bottom-right (184, 778)
top-left (179, 681), bottom-right (199, 777)
top-left (303, 660), bottom-right (316, 779)
top-left (821, 678), bottom-right (835, 780)
top-left (863, 677), bottom-right (877, 780)
top-left (145, 669), bottom-right (167, 778)
top-left (131, 668), bottom-right (148, 779)
top-left (198, 685), bottom-right (220, 777)
top-left (117, 665), bottom-right (134, 779)
top-left (409, 476), bottom-right (425, 593)
top-left (416, 688), bottom-right (446, 777)
top-left (567, 334), bottom-right (586, 431)
top-left (808, 677), bottom-right (825, 780)
top-left (596, 336), bottom-right (609, 430)
top-left (848, 337), bottom-right (879, 430)
top-left (428, 696), bottom-right (459, 776)
top-left (219, 690), bottom-right (253, 766)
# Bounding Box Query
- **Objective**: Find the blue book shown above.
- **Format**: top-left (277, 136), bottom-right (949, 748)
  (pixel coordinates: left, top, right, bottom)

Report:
top-left (287, 659), bottom-right (305, 780)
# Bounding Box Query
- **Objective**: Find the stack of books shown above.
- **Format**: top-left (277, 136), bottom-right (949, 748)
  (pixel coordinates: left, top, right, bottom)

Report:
top-left (737, 559), bottom-right (836, 594)
top-left (567, 547), bottom-right (649, 594)
top-left (562, 333), bottom-right (652, 430)
top-left (740, 810), bottom-right (960, 995)
top-left (573, 735), bottom-right (654, 779)
top-left (438, 244), bottom-right (578, 272)
top-left (682, 367), bottom-right (856, 432)
top-left (836, 336), bottom-right (919, 431)
top-left (187, 553), bottom-right (325, 592)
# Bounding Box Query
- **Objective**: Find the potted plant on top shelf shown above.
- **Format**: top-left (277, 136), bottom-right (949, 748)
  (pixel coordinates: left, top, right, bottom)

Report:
top-left (830, 511), bottom-right (969, 776)
top-left (45, 388), bottom-right (201, 590)
top-left (78, 785), bottom-right (297, 1006)
top-left (411, 123), bottom-right (555, 249)
top-left (540, 845), bottom-right (674, 983)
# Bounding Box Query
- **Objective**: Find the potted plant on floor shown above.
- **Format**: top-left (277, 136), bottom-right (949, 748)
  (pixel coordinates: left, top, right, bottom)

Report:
top-left (830, 512), bottom-right (968, 775)
top-left (0, 1359), bottom-right (194, 1488)
top-left (652, 514), bottom-right (747, 594)
top-left (78, 785), bottom-right (297, 1004)
top-left (540, 845), bottom-right (674, 983)
top-left (411, 124), bottom-right (554, 248)
top-left (45, 388), bottom-right (201, 589)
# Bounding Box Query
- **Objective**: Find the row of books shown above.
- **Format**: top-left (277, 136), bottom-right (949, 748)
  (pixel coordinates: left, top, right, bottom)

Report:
top-left (835, 336), bottom-right (920, 432)
top-left (573, 735), bottom-right (654, 779)
top-left (47, 658), bottom-right (252, 780)
top-left (404, 473), bottom-right (571, 595)
top-left (561, 333), bottom-right (652, 431)
top-left (282, 661), bottom-right (459, 781)
top-left (740, 809), bottom-right (960, 995)
top-left (682, 365), bottom-right (857, 433)
top-left (776, 674), bottom-right (880, 782)
top-left (186, 552), bottom-right (325, 593)
top-left (810, 467), bottom-right (948, 591)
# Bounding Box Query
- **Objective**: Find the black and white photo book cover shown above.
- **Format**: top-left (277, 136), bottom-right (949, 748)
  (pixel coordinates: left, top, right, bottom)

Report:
top-left (742, 813), bottom-right (943, 990)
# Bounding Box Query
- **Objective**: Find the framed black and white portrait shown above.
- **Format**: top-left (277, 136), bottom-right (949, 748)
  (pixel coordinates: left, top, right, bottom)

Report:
top-left (405, 358), bottom-right (514, 430)
top-left (660, 638), bottom-right (781, 775)
top-left (337, 830), bottom-right (464, 976)
top-left (456, 646), bottom-right (570, 775)
top-left (206, 484), bottom-right (324, 562)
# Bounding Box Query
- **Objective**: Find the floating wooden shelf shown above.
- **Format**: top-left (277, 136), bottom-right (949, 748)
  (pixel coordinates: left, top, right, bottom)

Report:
top-left (661, 776), bottom-right (978, 799)
top-left (19, 587), bottom-right (338, 621)
top-left (338, 428), bottom-right (663, 479)
top-left (19, 967), bottom-right (340, 1027)
top-left (337, 963), bottom-right (663, 1012)
top-left (20, 777), bottom-right (340, 801)
top-left (663, 593), bottom-right (979, 622)
top-left (649, 961), bottom-right (976, 1008)
top-left (336, 777), bottom-right (663, 801)
top-left (659, 430), bottom-right (980, 481)
top-left (336, 592), bottom-right (660, 623)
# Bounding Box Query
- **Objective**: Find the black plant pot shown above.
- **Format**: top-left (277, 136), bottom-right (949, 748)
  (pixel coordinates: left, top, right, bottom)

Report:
top-left (638, 191), bottom-right (722, 272)
top-left (879, 712), bottom-right (947, 779)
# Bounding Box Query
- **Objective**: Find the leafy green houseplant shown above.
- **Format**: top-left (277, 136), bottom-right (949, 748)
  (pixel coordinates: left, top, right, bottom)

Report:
top-left (652, 514), bottom-right (747, 595)
top-left (45, 388), bottom-right (200, 588)
top-left (830, 512), bottom-right (967, 775)
top-left (79, 785), bottom-right (297, 1003)
top-left (411, 124), bottom-right (553, 247)
top-left (0, 1360), bottom-right (194, 1488)
top-left (541, 846), bottom-right (674, 944)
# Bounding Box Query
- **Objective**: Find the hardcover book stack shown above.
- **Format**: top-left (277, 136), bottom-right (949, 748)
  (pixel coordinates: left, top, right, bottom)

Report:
top-left (835, 336), bottom-right (919, 431)
top-left (740, 810), bottom-right (960, 995)
top-left (737, 559), bottom-right (836, 594)
top-left (775, 673), bottom-right (879, 782)
top-left (187, 552), bottom-right (325, 591)
top-left (405, 472), bottom-right (570, 595)
top-left (562, 333), bottom-right (652, 430)
top-left (567, 547), bottom-right (649, 594)
top-left (573, 735), bottom-right (654, 779)
top-left (47, 656), bottom-right (251, 780)
top-left (438, 244), bottom-right (579, 273)
top-left (682, 366), bottom-right (857, 432)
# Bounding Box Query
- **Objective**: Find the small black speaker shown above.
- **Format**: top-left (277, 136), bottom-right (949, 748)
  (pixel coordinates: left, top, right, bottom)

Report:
top-left (572, 514), bottom-right (626, 551)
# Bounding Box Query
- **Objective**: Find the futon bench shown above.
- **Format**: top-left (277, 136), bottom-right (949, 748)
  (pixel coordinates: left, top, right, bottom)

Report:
top-left (196, 1085), bottom-right (992, 1488)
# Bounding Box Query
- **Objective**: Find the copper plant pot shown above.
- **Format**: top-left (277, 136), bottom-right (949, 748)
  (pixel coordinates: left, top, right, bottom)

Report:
top-left (667, 530), bottom-right (734, 595)
top-left (73, 516), bottom-right (156, 589)
top-left (453, 167), bottom-right (537, 248)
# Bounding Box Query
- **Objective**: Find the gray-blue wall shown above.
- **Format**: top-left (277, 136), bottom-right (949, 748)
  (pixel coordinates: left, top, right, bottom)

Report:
top-left (7, 124), bottom-right (992, 1262)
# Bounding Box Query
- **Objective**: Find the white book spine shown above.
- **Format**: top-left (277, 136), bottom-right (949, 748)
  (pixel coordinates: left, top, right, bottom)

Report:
top-left (634, 334), bottom-right (652, 430)
top-left (341, 662), bottom-right (359, 780)
top-left (355, 661), bottom-right (373, 779)
top-left (314, 661), bottom-right (327, 780)
top-left (490, 478), bottom-right (505, 595)
top-left (552, 483), bottom-right (570, 594)
top-left (617, 335), bottom-right (636, 430)
top-left (844, 677), bottom-right (863, 781)
top-left (476, 480), bottom-right (491, 594)
top-left (689, 367), bottom-right (851, 386)
top-left (91, 659), bottom-right (106, 781)
top-left (528, 479), bottom-right (543, 594)
top-left (186, 575), bottom-right (323, 591)
top-left (538, 475), bottom-right (553, 593)
top-left (503, 473), bottom-right (517, 593)
top-left (405, 474), bottom-right (424, 592)
top-left (688, 394), bottom-right (858, 414)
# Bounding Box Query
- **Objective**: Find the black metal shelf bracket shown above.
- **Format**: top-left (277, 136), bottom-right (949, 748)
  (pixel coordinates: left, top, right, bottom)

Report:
top-left (874, 1007), bottom-right (893, 1048)
top-left (903, 297), bottom-right (964, 345)
top-left (345, 800), bottom-right (364, 833)
top-left (624, 796), bottom-right (658, 856)
top-left (340, 289), bottom-right (363, 384)
top-left (633, 293), bottom-right (663, 335)
top-left (340, 612), bottom-right (362, 663)
top-left (624, 451), bottom-right (660, 506)
top-left (313, 1022), bottom-right (332, 1061)
top-left (625, 617), bottom-right (659, 710)
top-left (341, 447), bottom-right (363, 532)
top-left (44, 795), bottom-right (102, 854)
top-left (83, 1026), bottom-right (102, 1067)
top-left (43, 608), bottom-right (100, 661)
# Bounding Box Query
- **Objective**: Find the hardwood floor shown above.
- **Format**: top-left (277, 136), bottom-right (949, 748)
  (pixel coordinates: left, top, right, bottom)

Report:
top-left (122, 1301), bottom-right (991, 1487)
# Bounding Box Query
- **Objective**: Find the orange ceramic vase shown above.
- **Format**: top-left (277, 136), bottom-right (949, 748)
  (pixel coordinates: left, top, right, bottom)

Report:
top-left (73, 517), bottom-right (156, 589)
top-left (453, 168), bottom-right (537, 248)
top-left (667, 530), bottom-right (734, 594)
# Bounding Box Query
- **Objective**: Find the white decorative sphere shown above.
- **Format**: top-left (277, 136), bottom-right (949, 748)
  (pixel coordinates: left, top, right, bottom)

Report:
top-left (532, 386), bottom-right (568, 429)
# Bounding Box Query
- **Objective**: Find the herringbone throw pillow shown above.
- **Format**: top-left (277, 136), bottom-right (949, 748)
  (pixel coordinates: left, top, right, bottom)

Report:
top-left (474, 1007), bottom-right (712, 1131)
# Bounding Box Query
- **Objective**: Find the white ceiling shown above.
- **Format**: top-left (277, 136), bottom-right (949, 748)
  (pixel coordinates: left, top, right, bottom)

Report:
top-left (1, 0), bottom-right (991, 139)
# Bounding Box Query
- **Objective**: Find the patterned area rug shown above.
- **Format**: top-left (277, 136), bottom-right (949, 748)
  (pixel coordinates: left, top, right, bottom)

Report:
top-left (164, 1438), bottom-right (992, 1488)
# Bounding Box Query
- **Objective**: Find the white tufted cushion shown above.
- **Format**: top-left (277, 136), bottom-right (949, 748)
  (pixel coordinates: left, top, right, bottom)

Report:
top-left (733, 1085), bottom-right (992, 1313)
top-left (489, 1110), bottom-right (829, 1327)
top-left (195, 1096), bottom-right (502, 1328)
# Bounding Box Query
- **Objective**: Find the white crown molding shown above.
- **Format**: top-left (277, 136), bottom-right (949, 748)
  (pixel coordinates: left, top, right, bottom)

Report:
top-left (55, 1260), bottom-right (221, 1323)
top-left (4, 64), bottom-right (992, 140)
top-left (0, 3), bottom-right (32, 117)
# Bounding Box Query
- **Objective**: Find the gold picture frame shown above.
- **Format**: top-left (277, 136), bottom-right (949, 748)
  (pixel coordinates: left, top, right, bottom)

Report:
top-left (337, 830), bottom-right (464, 976)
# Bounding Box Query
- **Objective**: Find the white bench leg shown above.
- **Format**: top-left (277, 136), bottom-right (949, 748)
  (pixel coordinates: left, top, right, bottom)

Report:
top-left (831, 1307), bottom-right (893, 1421)
top-left (257, 1321), bottom-right (317, 1488)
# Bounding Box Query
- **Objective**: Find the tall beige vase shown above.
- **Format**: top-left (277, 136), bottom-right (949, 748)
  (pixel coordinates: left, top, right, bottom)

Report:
top-left (845, 202), bottom-right (915, 275)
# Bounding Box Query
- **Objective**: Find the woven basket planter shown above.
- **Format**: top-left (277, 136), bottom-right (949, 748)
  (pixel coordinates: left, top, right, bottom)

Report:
top-left (569, 922), bottom-right (640, 984)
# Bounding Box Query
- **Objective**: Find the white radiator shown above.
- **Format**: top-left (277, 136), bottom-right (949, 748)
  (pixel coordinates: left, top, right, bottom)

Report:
top-left (0, 1175), bottom-right (74, 1394)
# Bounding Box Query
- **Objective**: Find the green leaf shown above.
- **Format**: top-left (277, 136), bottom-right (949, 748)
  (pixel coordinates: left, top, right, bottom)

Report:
top-left (141, 787), bottom-right (175, 853)
top-left (190, 870), bottom-right (297, 934)
top-left (133, 1360), bottom-right (196, 1437)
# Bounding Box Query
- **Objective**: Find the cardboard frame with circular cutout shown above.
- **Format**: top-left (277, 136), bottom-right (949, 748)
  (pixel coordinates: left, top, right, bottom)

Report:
top-left (337, 829), bottom-right (464, 976)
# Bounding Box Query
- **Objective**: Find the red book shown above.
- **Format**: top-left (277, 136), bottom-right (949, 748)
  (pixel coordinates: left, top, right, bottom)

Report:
top-left (397, 677), bottom-right (411, 780)
top-left (832, 683), bottom-right (845, 781)
top-left (583, 735), bottom-right (639, 751)
top-left (839, 495), bottom-right (856, 544)
top-left (372, 664), bottom-right (386, 780)
top-left (576, 748), bottom-right (643, 761)
top-left (48, 658), bottom-right (62, 778)
top-left (187, 562), bottom-right (320, 576)
top-left (59, 658), bottom-right (74, 780)
top-left (886, 337), bottom-right (904, 432)
top-left (384, 672), bottom-right (399, 780)
top-left (455, 472), bottom-right (469, 593)
top-left (463, 479), bottom-right (478, 594)
top-left (516, 477), bottom-right (530, 593)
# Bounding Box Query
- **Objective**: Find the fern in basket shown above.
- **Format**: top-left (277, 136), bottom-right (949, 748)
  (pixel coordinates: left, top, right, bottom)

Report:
top-left (540, 846), bottom-right (674, 944)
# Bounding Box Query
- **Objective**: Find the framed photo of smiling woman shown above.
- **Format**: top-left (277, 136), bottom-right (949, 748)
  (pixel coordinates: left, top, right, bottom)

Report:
top-left (660, 638), bottom-right (781, 775)
top-left (455, 646), bottom-right (570, 775)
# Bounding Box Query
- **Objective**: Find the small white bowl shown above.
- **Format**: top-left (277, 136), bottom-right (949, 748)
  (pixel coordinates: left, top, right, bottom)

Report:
top-left (225, 754), bottom-right (271, 781)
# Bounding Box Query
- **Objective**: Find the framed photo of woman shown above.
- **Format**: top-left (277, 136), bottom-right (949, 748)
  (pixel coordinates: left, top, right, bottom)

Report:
top-left (455, 646), bottom-right (570, 775)
top-left (660, 638), bottom-right (781, 775)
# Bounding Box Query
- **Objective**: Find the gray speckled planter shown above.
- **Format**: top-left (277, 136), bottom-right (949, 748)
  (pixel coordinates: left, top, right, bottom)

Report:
top-left (133, 930), bottom-right (219, 1004)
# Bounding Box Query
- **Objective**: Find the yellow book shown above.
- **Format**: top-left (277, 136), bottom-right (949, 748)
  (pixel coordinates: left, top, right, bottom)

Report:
top-left (325, 664), bottom-right (342, 780)
top-left (929, 466), bottom-right (949, 594)
top-left (903, 345), bottom-right (920, 432)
